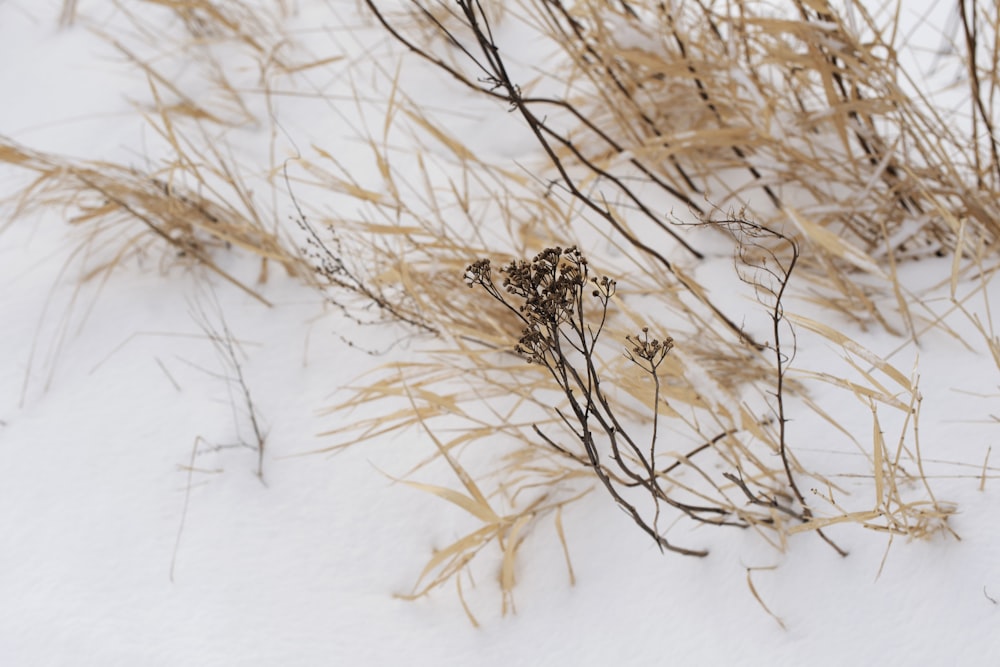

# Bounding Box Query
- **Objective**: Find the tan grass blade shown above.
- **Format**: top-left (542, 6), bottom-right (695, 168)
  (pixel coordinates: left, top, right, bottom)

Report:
top-left (554, 505), bottom-right (576, 586)
top-left (400, 479), bottom-right (500, 525)
top-left (787, 207), bottom-right (888, 278)
top-left (789, 314), bottom-right (912, 391)
top-left (745, 567), bottom-right (786, 631)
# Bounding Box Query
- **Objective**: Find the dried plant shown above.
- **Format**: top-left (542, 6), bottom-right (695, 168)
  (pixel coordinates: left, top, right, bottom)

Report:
top-left (6, 0), bottom-right (980, 620)
top-left (466, 245), bottom-right (837, 556)
top-left (364, 0), bottom-right (1000, 329)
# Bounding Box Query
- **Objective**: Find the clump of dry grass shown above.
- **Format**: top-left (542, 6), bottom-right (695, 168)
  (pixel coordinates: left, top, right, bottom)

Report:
top-left (373, 0), bottom-right (1000, 331)
top-left (335, 0), bottom-right (980, 613)
top-left (10, 0), bottom-right (993, 620)
top-left (1, 138), bottom-right (303, 304)
top-left (3, 0), bottom-right (333, 296)
top-left (2, 0), bottom-right (320, 395)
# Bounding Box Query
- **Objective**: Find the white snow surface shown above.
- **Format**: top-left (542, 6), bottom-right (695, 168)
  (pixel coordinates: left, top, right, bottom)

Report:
top-left (1, 2), bottom-right (999, 665)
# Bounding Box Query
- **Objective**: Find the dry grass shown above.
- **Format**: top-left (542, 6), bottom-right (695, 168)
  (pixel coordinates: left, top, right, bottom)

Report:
top-left (9, 0), bottom-right (999, 619)
top-left (326, 0), bottom-right (980, 611)
top-left (1, 138), bottom-right (304, 302)
top-left (2, 0), bottom-right (317, 395)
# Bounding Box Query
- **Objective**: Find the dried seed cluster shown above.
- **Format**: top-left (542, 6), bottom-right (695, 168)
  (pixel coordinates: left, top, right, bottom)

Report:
top-left (467, 247), bottom-right (724, 557)
top-left (625, 327), bottom-right (674, 372)
top-left (466, 246), bottom-right (616, 365)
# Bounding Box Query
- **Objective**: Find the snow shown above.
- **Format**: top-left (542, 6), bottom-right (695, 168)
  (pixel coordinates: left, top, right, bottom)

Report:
top-left (2, 2), bottom-right (999, 665)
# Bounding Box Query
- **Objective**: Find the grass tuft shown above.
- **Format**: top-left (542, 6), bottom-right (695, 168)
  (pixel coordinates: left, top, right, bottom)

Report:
top-left (8, 0), bottom-right (998, 621)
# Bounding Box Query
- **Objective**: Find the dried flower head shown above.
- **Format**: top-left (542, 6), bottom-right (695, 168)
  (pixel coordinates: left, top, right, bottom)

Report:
top-left (464, 258), bottom-right (492, 287)
top-left (625, 327), bottom-right (674, 372)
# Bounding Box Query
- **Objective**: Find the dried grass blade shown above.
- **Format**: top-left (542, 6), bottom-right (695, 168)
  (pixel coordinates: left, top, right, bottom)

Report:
top-left (787, 207), bottom-right (887, 278)
top-left (554, 505), bottom-right (576, 586)
top-left (789, 314), bottom-right (912, 390)
top-left (400, 377), bottom-right (495, 515)
top-left (500, 513), bottom-right (532, 614)
top-left (407, 524), bottom-right (498, 594)
top-left (871, 403), bottom-right (885, 507)
top-left (400, 479), bottom-right (500, 524)
top-left (745, 568), bottom-right (786, 631)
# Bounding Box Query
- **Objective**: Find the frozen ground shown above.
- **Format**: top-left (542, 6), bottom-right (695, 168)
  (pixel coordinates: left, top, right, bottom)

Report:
top-left (2, 2), bottom-right (999, 665)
